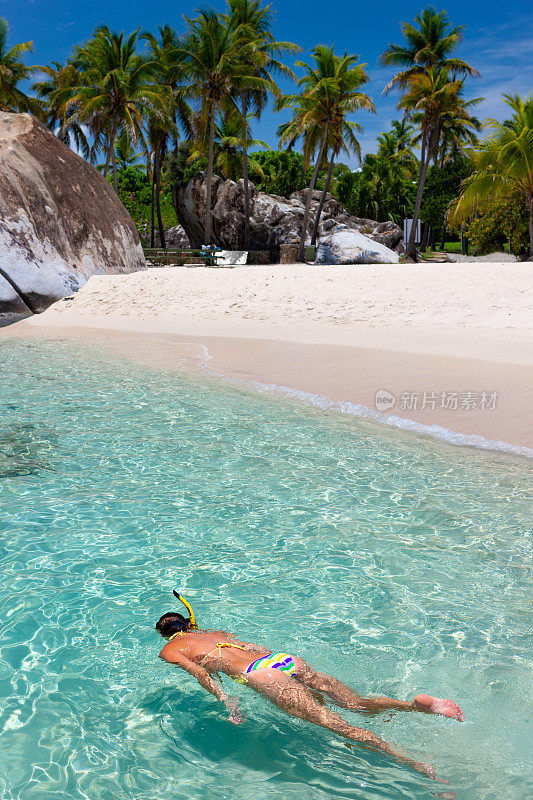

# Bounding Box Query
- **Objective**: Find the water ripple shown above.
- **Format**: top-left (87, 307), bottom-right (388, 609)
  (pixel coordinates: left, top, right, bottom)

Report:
top-left (0, 337), bottom-right (531, 800)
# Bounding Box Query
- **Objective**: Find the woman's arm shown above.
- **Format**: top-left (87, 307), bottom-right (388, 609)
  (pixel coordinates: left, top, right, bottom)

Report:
top-left (159, 648), bottom-right (246, 724)
top-left (159, 648), bottom-right (227, 702)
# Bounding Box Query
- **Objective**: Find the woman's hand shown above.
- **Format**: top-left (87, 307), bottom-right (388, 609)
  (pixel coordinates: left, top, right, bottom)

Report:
top-left (223, 695), bottom-right (247, 725)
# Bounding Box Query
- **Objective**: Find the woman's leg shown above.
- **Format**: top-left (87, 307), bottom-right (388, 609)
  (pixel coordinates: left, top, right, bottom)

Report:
top-left (292, 659), bottom-right (463, 720)
top-left (246, 668), bottom-right (436, 779)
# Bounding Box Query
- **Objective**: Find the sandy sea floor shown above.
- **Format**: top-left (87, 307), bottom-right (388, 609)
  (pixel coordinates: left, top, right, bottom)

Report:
top-left (2, 261), bottom-right (532, 454)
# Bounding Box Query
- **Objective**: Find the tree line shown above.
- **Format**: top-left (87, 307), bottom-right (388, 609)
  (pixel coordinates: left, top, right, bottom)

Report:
top-left (1, 4), bottom-right (532, 257)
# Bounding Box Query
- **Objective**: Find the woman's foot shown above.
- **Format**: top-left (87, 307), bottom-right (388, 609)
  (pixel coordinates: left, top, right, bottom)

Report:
top-left (413, 693), bottom-right (464, 721)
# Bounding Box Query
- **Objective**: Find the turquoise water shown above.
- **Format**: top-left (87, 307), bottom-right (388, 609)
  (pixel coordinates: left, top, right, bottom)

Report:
top-left (0, 337), bottom-right (531, 800)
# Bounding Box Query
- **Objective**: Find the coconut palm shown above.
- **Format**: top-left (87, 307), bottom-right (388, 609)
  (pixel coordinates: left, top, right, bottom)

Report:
top-left (435, 96), bottom-right (482, 165)
top-left (311, 57), bottom-right (374, 246)
top-left (380, 6), bottom-right (479, 86)
top-left (145, 110), bottom-right (178, 248)
top-left (381, 7), bottom-right (479, 259)
top-left (279, 45), bottom-right (374, 260)
top-left (381, 119), bottom-right (417, 166)
top-left (174, 10), bottom-right (244, 243)
top-left (397, 66), bottom-right (466, 255)
top-left (114, 129), bottom-right (143, 169)
top-left (59, 26), bottom-right (168, 191)
top-left (278, 92), bottom-right (329, 259)
top-left (450, 94), bottom-right (533, 256)
top-left (32, 61), bottom-right (91, 158)
top-left (142, 25), bottom-right (192, 153)
top-left (0, 17), bottom-right (40, 114)
top-left (190, 110), bottom-right (268, 181)
top-left (142, 26), bottom-right (192, 248)
top-left (410, 85), bottom-right (481, 248)
top-left (227, 0), bottom-right (299, 248)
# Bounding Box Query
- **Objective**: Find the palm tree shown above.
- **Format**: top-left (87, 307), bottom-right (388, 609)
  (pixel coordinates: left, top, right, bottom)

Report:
top-left (32, 61), bottom-right (91, 158)
top-left (309, 52), bottom-right (375, 246)
top-left (174, 10), bottom-right (242, 244)
top-left (381, 6), bottom-right (479, 259)
top-left (59, 26), bottom-right (168, 191)
top-left (142, 26), bottom-right (192, 248)
top-left (190, 110), bottom-right (268, 181)
top-left (227, 0), bottom-right (299, 248)
top-left (380, 7), bottom-right (479, 83)
top-left (410, 85), bottom-right (481, 248)
top-left (382, 119), bottom-right (417, 165)
top-left (279, 45), bottom-right (374, 260)
top-left (450, 94), bottom-right (533, 257)
top-left (142, 25), bottom-right (192, 153)
top-left (397, 66), bottom-right (466, 255)
top-left (435, 96), bottom-right (481, 165)
top-left (114, 129), bottom-right (143, 170)
top-left (145, 113), bottom-right (175, 248)
top-left (0, 17), bottom-right (40, 114)
top-left (347, 148), bottom-right (416, 223)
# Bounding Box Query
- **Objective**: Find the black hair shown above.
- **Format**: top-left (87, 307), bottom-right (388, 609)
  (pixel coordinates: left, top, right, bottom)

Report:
top-left (155, 612), bottom-right (191, 638)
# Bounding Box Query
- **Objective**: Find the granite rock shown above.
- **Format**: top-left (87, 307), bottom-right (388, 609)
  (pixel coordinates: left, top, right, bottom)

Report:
top-left (315, 226), bottom-right (399, 265)
top-left (172, 172), bottom-right (403, 262)
top-left (0, 111), bottom-right (145, 315)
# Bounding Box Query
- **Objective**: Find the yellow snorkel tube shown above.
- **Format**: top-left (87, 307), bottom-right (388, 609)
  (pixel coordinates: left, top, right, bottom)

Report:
top-left (173, 589), bottom-right (198, 629)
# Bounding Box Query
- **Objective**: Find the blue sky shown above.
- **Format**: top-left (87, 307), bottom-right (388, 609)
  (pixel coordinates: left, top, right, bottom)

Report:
top-left (4, 0), bottom-right (533, 166)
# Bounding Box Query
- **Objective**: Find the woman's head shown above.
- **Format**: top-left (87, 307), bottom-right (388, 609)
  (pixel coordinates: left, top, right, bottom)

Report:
top-left (155, 612), bottom-right (191, 638)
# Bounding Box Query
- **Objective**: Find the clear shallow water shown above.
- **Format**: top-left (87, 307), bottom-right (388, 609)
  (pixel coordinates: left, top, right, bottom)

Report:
top-left (0, 336), bottom-right (531, 800)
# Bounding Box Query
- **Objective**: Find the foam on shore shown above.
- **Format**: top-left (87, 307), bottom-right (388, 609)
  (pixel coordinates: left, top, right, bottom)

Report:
top-left (244, 378), bottom-right (533, 459)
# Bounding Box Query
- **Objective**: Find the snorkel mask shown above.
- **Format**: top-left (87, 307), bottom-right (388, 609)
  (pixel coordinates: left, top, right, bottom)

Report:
top-left (173, 589), bottom-right (198, 630)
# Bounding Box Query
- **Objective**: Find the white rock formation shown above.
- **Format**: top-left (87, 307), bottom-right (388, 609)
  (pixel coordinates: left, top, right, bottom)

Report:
top-left (315, 226), bottom-right (399, 265)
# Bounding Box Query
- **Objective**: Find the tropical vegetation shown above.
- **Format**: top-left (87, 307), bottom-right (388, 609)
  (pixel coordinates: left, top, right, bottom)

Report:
top-left (0, 17), bottom-right (40, 114)
top-left (1, 5), bottom-right (529, 259)
top-left (380, 6), bottom-right (481, 258)
top-left (450, 94), bottom-right (533, 256)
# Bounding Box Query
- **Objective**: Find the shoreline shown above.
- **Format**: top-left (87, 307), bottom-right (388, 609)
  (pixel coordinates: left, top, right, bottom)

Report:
top-left (2, 262), bottom-right (531, 456)
top-left (3, 310), bottom-right (532, 457)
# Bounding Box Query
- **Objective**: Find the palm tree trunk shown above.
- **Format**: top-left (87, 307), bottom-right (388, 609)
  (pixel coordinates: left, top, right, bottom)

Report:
top-left (173, 110), bottom-right (179, 158)
top-left (311, 150), bottom-right (335, 247)
top-left (103, 127), bottom-right (113, 178)
top-left (205, 103), bottom-right (216, 244)
top-left (104, 145), bottom-right (112, 178)
top-left (155, 143), bottom-right (166, 250)
top-left (420, 223), bottom-right (429, 251)
top-left (529, 196), bottom-right (533, 257)
top-left (112, 149), bottom-right (118, 192)
top-left (242, 95), bottom-right (251, 251)
top-left (109, 122), bottom-right (118, 193)
top-left (406, 126), bottom-right (430, 260)
top-left (440, 225), bottom-right (446, 251)
top-left (298, 122), bottom-right (328, 262)
top-left (150, 158), bottom-right (156, 248)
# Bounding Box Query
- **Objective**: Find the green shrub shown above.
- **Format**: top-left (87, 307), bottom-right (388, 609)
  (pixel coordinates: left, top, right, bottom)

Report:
top-left (463, 192), bottom-right (529, 255)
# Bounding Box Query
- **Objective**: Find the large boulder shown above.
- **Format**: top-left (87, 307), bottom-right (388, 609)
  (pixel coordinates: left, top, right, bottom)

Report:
top-left (172, 172), bottom-right (402, 262)
top-left (148, 223), bottom-right (191, 249)
top-left (0, 112), bottom-right (145, 317)
top-left (0, 274), bottom-right (32, 321)
top-left (165, 224), bottom-right (190, 248)
top-left (315, 225), bottom-right (399, 264)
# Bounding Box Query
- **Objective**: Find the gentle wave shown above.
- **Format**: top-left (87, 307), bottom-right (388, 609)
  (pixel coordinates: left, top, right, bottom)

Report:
top-left (191, 346), bottom-right (533, 459)
top-left (248, 381), bottom-right (533, 458)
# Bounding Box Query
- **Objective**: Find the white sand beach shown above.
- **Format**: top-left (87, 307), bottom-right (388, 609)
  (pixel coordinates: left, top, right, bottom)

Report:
top-left (4, 262), bottom-right (533, 453)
